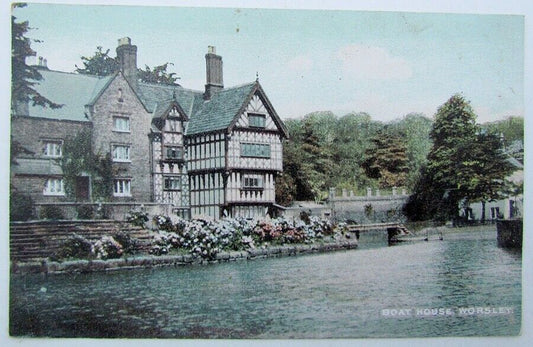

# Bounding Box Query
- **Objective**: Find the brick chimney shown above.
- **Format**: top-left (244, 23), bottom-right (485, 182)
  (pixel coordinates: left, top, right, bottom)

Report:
top-left (116, 37), bottom-right (138, 90)
top-left (204, 46), bottom-right (223, 99)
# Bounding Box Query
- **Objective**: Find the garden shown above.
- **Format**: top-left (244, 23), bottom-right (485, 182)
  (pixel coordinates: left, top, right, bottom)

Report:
top-left (51, 212), bottom-right (350, 262)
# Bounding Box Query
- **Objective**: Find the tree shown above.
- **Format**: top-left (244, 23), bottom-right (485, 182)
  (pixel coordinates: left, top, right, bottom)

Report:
top-left (75, 46), bottom-right (180, 85)
top-left (75, 46), bottom-right (119, 76)
top-left (388, 113), bottom-right (433, 190)
top-left (137, 63), bottom-right (180, 85)
top-left (11, 3), bottom-right (62, 111)
top-left (362, 128), bottom-right (409, 188)
top-left (405, 94), bottom-right (515, 222)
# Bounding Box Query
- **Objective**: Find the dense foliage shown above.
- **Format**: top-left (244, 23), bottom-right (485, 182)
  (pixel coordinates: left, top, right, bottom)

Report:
top-left (60, 128), bottom-right (114, 201)
top-left (76, 46), bottom-right (180, 85)
top-left (404, 95), bottom-right (516, 222)
top-left (276, 112), bottom-right (433, 205)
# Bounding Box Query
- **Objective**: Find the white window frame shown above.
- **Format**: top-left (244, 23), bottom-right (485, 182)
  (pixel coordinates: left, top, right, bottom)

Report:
top-left (43, 178), bottom-right (65, 196)
top-left (113, 179), bottom-right (131, 197)
top-left (42, 140), bottom-right (63, 158)
top-left (113, 116), bottom-right (130, 133)
top-left (112, 145), bottom-right (131, 162)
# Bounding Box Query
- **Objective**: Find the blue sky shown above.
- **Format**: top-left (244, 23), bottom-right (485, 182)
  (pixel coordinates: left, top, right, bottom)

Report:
top-left (10, 1), bottom-right (526, 122)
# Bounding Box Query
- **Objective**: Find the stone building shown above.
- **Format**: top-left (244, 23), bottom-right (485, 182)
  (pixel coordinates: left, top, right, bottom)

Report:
top-left (11, 38), bottom-right (288, 220)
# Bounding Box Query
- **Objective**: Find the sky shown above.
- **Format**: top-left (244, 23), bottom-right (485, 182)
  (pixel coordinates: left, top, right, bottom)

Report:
top-left (10, 0), bottom-right (526, 123)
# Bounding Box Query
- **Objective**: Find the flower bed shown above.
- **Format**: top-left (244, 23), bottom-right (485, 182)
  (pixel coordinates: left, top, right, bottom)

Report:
top-left (149, 215), bottom-right (348, 260)
top-left (46, 214), bottom-right (349, 264)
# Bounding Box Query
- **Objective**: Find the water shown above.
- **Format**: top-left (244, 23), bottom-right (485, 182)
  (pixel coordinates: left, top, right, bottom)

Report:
top-left (10, 228), bottom-right (522, 338)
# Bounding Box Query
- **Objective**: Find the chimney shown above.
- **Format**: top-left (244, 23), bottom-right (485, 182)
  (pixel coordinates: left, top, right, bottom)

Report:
top-left (116, 37), bottom-right (138, 90)
top-left (204, 46), bottom-right (223, 99)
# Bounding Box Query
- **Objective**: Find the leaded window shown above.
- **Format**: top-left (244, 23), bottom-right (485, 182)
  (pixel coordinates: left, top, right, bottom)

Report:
top-left (241, 143), bottom-right (271, 158)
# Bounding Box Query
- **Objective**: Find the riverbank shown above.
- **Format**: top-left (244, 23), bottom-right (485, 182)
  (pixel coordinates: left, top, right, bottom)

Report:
top-left (11, 236), bottom-right (358, 275)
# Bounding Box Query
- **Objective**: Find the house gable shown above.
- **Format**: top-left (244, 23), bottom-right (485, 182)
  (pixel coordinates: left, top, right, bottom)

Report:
top-left (228, 83), bottom-right (289, 139)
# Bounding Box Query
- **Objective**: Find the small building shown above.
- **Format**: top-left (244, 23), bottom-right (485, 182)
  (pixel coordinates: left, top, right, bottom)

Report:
top-left (463, 156), bottom-right (523, 222)
top-left (11, 38), bottom-right (289, 220)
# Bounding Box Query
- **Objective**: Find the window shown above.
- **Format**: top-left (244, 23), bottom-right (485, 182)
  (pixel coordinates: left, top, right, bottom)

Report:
top-left (248, 113), bottom-right (266, 128)
top-left (113, 116), bottom-right (130, 132)
top-left (164, 177), bottom-right (181, 191)
top-left (166, 147), bottom-right (182, 160)
top-left (113, 179), bottom-right (131, 197)
top-left (42, 141), bottom-right (62, 158)
top-left (241, 143), bottom-right (271, 158)
top-left (242, 175), bottom-right (263, 189)
top-left (43, 178), bottom-right (65, 195)
top-left (112, 145), bottom-right (130, 162)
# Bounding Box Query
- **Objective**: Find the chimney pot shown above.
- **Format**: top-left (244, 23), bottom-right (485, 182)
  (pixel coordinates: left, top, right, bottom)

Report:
top-left (204, 46), bottom-right (223, 99)
top-left (118, 37), bottom-right (132, 47)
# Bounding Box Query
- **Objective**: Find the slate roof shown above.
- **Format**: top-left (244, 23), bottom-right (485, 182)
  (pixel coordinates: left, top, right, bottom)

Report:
top-left (21, 70), bottom-right (279, 137)
top-left (185, 82), bottom-right (257, 135)
top-left (12, 158), bottom-right (63, 176)
top-left (138, 82), bottom-right (202, 118)
top-left (27, 69), bottom-right (114, 122)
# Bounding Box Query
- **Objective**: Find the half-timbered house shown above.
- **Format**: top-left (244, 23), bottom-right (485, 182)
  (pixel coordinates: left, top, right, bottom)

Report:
top-left (10, 38), bottom-right (288, 220)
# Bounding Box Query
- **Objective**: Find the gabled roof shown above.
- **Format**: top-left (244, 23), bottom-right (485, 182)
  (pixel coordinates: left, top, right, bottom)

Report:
top-left (25, 69), bottom-right (114, 122)
top-left (20, 70), bottom-right (288, 138)
top-left (186, 82), bottom-right (256, 135)
top-left (138, 83), bottom-right (202, 118)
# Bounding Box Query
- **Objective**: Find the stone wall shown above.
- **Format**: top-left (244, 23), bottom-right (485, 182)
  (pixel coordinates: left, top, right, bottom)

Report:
top-left (10, 116), bottom-right (92, 204)
top-left (90, 74), bottom-right (153, 201)
top-left (11, 116), bottom-right (91, 160)
top-left (10, 220), bottom-right (154, 262)
top-left (328, 188), bottom-right (408, 223)
top-left (33, 202), bottom-right (174, 221)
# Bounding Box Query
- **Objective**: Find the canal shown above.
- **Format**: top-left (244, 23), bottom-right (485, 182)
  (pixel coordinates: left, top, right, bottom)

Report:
top-left (10, 227), bottom-right (521, 338)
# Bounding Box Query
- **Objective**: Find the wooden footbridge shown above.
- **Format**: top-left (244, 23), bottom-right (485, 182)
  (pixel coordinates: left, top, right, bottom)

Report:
top-left (345, 222), bottom-right (410, 243)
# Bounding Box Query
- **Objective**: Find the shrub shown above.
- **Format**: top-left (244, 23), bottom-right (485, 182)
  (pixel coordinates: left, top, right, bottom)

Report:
top-left (76, 205), bottom-right (94, 220)
top-left (39, 205), bottom-right (64, 220)
top-left (50, 234), bottom-right (93, 261)
top-left (126, 210), bottom-right (149, 228)
top-left (93, 236), bottom-right (123, 260)
top-left (10, 191), bottom-right (34, 221)
top-left (112, 231), bottom-right (139, 255)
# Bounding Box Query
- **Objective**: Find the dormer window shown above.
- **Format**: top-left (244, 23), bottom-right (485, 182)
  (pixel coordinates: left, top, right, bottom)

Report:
top-left (248, 113), bottom-right (266, 128)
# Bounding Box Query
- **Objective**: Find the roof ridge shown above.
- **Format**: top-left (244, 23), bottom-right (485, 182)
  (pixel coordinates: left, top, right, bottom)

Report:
top-left (40, 69), bottom-right (111, 80)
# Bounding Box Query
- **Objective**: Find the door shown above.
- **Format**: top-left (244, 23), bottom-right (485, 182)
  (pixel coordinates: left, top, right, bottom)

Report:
top-left (75, 176), bottom-right (90, 201)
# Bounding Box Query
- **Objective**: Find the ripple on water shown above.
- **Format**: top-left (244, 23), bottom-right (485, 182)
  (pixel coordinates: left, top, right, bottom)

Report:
top-left (10, 229), bottom-right (521, 338)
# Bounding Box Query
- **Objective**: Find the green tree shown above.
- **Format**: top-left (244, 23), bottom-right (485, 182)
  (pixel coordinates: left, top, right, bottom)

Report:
top-left (362, 128), bottom-right (409, 188)
top-left (60, 129), bottom-right (113, 200)
top-left (75, 46), bottom-right (119, 76)
top-left (405, 94), bottom-right (515, 222)
top-left (11, 3), bottom-right (62, 111)
top-left (137, 63), bottom-right (180, 85)
top-left (388, 113), bottom-right (433, 190)
top-left (75, 46), bottom-right (180, 85)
